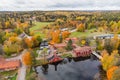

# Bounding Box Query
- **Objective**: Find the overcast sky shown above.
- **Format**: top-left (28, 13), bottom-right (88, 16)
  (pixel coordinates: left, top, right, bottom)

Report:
top-left (0, 0), bottom-right (120, 11)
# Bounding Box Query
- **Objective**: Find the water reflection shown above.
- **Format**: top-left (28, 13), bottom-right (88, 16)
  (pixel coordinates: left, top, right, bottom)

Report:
top-left (36, 56), bottom-right (100, 80)
top-left (41, 64), bottom-right (49, 74)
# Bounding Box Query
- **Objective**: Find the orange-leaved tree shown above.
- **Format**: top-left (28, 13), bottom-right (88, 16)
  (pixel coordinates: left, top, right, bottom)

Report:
top-left (22, 51), bottom-right (32, 66)
top-left (24, 37), bottom-right (33, 48)
top-left (51, 30), bottom-right (60, 43)
top-left (62, 31), bottom-right (70, 39)
top-left (107, 66), bottom-right (118, 80)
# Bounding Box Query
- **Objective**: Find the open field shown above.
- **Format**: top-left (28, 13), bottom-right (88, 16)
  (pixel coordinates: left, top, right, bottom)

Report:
top-left (70, 28), bottom-right (107, 38)
top-left (30, 22), bottom-right (53, 38)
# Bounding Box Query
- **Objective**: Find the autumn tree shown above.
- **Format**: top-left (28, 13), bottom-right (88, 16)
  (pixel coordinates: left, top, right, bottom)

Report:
top-left (111, 67), bottom-right (120, 80)
top-left (3, 36), bottom-right (23, 56)
top-left (111, 34), bottom-right (119, 50)
top-left (14, 28), bottom-right (23, 35)
top-left (87, 22), bottom-right (96, 29)
top-left (5, 21), bottom-right (10, 28)
top-left (24, 35), bottom-right (42, 48)
top-left (50, 30), bottom-right (61, 44)
top-left (107, 66), bottom-right (118, 80)
top-left (111, 22), bottom-right (117, 32)
top-left (24, 37), bottom-right (33, 48)
top-left (22, 51), bottom-right (32, 66)
top-left (77, 23), bottom-right (85, 32)
top-left (62, 31), bottom-right (70, 39)
top-left (81, 39), bottom-right (86, 46)
top-left (56, 19), bottom-right (64, 25)
top-left (96, 38), bottom-right (104, 50)
top-left (101, 50), bottom-right (120, 71)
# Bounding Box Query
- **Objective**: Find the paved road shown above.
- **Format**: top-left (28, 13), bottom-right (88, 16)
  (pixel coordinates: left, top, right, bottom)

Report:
top-left (17, 50), bottom-right (27, 80)
top-left (70, 29), bottom-right (76, 32)
top-left (6, 49), bottom-right (27, 80)
top-left (17, 64), bottom-right (27, 80)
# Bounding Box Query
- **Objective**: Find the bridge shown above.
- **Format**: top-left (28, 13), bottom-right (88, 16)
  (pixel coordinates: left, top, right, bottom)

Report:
top-left (92, 51), bottom-right (103, 60)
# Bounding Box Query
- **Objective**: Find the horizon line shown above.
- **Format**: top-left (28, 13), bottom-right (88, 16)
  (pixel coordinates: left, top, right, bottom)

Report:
top-left (0, 9), bottom-right (120, 12)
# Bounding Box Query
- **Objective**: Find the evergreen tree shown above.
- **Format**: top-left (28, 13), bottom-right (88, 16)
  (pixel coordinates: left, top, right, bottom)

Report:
top-left (66, 39), bottom-right (73, 51)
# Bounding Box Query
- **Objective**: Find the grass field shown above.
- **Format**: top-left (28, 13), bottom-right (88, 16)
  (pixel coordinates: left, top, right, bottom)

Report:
top-left (30, 22), bottom-right (53, 38)
top-left (30, 23), bottom-right (106, 39)
top-left (70, 28), bottom-right (106, 38)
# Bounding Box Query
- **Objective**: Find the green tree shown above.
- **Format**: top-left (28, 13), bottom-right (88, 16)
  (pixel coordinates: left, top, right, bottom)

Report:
top-left (96, 39), bottom-right (104, 50)
top-left (36, 36), bottom-right (42, 43)
top-left (104, 39), bottom-right (113, 54)
top-left (66, 39), bottom-right (73, 51)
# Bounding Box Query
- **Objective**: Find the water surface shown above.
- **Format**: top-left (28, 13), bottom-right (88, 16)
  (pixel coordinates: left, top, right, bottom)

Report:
top-left (36, 58), bottom-right (100, 80)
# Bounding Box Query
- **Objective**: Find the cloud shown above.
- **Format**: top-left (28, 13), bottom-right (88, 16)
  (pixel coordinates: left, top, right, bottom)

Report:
top-left (0, 0), bottom-right (120, 11)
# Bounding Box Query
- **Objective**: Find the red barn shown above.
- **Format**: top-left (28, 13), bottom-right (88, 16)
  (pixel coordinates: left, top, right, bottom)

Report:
top-left (73, 46), bottom-right (92, 57)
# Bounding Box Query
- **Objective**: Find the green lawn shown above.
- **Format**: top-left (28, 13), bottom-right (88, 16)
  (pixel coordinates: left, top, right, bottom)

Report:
top-left (26, 67), bottom-right (37, 80)
top-left (30, 22), bottom-right (53, 38)
top-left (70, 28), bottom-right (106, 38)
top-left (10, 73), bottom-right (17, 80)
top-left (0, 70), bottom-right (18, 80)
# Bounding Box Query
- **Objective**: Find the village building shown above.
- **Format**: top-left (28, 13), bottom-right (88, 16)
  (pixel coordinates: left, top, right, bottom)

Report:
top-left (0, 57), bottom-right (20, 72)
top-left (73, 46), bottom-right (92, 57)
top-left (53, 43), bottom-right (66, 49)
top-left (47, 52), bottom-right (63, 63)
top-left (65, 37), bottom-right (78, 43)
top-left (53, 37), bottom-right (78, 48)
top-left (40, 40), bottom-right (49, 50)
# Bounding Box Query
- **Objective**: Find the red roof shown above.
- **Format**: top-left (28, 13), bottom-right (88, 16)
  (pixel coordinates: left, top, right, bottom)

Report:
top-left (65, 37), bottom-right (78, 43)
top-left (54, 43), bottom-right (66, 48)
top-left (73, 46), bottom-right (92, 57)
top-left (66, 37), bottom-right (78, 41)
top-left (0, 58), bottom-right (20, 71)
top-left (49, 54), bottom-right (63, 63)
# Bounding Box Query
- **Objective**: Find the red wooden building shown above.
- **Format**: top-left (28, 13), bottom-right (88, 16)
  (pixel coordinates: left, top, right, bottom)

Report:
top-left (65, 37), bottom-right (78, 43)
top-left (73, 46), bottom-right (92, 57)
top-left (0, 57), bottom-right (20, 71)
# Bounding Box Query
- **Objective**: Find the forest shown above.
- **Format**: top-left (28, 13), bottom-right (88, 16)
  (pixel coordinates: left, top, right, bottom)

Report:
top-left (0, 11), bottom-right (120, 80)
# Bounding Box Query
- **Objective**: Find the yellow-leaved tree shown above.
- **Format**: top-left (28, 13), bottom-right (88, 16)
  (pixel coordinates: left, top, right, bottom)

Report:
top-left (77, 23), bottom-right (85, 32)
top-left (101, 50), bottom-right (119, 71)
